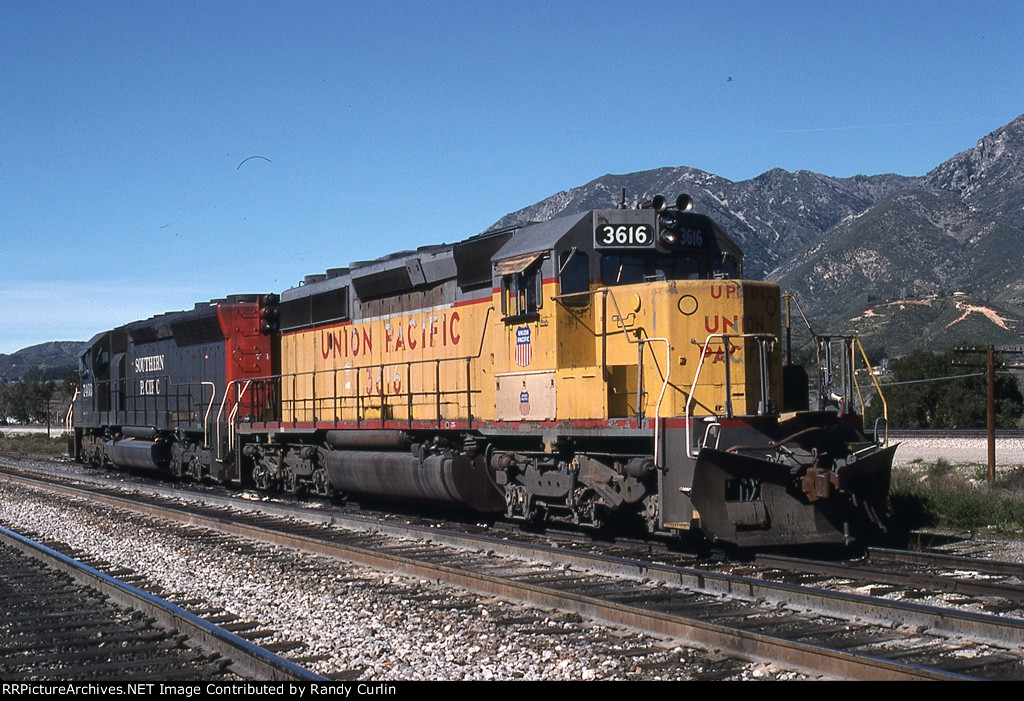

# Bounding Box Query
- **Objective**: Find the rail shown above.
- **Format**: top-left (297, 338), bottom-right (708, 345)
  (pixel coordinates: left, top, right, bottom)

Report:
top-left (551, 287), bottom-right (672, 466)
top-left (79, 379), bottom-right (219, 440)
top-left (685, 333), bottom-right (777, 458)
top-left (225, 306), bottom-right (494, 433)
top-left (0, 524), bottom-right (323, 681)
top-left (65, 388), bottom-right (79, 435)
top-left (0, 470), bottom-right (983, 681)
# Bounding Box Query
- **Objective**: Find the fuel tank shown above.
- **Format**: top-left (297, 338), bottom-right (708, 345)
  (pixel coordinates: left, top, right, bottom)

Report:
top-left (325, 450), bottom-right (504, 512)
top-left (104, 438), bottom-right (169, 471)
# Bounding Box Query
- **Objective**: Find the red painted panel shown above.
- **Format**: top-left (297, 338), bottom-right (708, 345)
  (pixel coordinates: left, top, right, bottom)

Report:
top-left (217, 298), bottom-right (275, 422)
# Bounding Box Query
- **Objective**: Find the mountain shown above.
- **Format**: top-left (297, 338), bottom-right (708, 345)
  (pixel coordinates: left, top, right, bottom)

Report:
top-left (491, 166), bottom-right (921, 279)
top-left (775, 190), bottom-right (1024, 316)
top-left (491, 114), bottom-right (1024, 351)
top-left (12, 116), bottom-right (1024, 362)
top-left (925, 114), bottom-right (1024, 229)
top-left (0, 341), bottom-right (81, 381)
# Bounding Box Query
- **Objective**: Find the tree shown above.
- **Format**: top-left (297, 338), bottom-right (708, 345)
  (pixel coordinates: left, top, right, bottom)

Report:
top-left (866, 350), bottom-right (1024, 429)
top-left (0, 370), bottom-right (58, 425)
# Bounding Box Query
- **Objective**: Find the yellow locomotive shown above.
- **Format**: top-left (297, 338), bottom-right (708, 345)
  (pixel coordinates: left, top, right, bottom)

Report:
top-left (231, 194), bottom-right (895, 547)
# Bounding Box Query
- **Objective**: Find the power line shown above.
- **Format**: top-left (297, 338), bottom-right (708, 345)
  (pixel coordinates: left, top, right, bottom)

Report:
top-left (875, 371), bottom-right (997, 387)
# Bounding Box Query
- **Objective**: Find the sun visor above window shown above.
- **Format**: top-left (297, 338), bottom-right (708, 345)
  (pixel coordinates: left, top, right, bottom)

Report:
top-left (494, 251), bottom-right (545, 277)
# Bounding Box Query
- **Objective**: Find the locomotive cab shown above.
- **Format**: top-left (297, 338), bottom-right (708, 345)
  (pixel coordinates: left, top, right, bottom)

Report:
top-left (486, 196), bottom-right (893, 546)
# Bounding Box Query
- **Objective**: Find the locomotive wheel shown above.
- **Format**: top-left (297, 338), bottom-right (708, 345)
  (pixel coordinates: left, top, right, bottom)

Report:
top-left (311, 467), bottom-right (330, 496)
top-left (188, 454), bottom-right (203, 480)
top-left (253, 463), bottom-right (272, 491)
top-left (282, 465), bottom-right (298, 494)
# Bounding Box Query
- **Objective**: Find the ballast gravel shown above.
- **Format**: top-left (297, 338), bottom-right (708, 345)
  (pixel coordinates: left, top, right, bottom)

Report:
top-left (893, 435), bottom-right (1024, 468)
top-left (0, 481), bottom-right (801, 681)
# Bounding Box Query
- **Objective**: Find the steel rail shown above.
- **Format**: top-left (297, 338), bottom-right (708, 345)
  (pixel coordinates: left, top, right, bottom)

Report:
top-left (0, 470), bottom-right (983, 681)
top-left (0, 524), bottom-right (324, 682)
top-left (867, 547), bottom-right (1024, 579)
top-left (5, 461), bottom-right (1024, 651)
top-left (757, 552), bottom-right (1024, 602)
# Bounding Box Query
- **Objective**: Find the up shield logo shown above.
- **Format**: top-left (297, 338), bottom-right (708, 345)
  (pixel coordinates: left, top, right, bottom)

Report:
top-left (515, 326), bottom-right (532, 367)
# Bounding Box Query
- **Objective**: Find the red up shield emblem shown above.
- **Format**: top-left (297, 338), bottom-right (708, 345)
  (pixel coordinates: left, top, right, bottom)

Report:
top-left (515, 326), bottom-right (532, 367)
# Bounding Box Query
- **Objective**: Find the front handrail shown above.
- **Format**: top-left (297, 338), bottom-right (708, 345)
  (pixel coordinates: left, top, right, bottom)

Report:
top-left (65, 388), bottom-right (79, 435)
top-left (685, 333), bottom-right (777, 458)
top-left (854, 337), bottom-right (889, 446)
top-left (201, 381), bottom-right (216, 447)
top-left (216, 379), bottom-right (252, 461)
top-left (226, 380), bottom-right (252, 456)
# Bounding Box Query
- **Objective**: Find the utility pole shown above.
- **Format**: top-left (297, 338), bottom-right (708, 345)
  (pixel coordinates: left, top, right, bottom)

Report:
top-left (987, 345), bottom-right (995, 484)
top-left (953, 345), bottom-right (1024, 485)
top-left (783, 294), bottom-right (792, 366)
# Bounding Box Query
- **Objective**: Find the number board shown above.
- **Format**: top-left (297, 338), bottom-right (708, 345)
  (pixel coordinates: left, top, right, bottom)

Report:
top-left (673, 227), bottom-right (705, 249)
top-left (593, 222), bottom-right (655, 249)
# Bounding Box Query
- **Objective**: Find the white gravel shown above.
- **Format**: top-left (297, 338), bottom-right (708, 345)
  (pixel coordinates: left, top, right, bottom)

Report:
top-left (893, 436), bottom-right (1024, 469)
top-left (0, 481), bottom-right (801, 681)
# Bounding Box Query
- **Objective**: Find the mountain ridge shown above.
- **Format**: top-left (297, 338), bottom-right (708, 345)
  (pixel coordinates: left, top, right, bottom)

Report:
top-left (490, 114), bottom-right (1024, 351)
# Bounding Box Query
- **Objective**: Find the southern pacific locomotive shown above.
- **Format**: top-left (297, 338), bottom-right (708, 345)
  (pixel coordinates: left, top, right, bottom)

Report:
top-left (69, 196), bottom-right (895, 547)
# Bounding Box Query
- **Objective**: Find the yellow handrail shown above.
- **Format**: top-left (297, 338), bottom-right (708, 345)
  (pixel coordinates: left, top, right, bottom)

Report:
top-left (853, 337), bottom-right (888, 446)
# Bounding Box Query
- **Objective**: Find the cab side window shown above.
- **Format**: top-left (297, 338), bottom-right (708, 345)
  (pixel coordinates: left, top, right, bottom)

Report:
top-left (558, 250), bottom-right (589, 306)
top-left (501, 267), bottom-right (541, 319)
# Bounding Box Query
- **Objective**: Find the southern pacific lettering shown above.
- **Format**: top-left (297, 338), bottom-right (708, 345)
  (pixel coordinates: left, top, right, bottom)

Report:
top-left (133, 355), bottom-right (165, 373)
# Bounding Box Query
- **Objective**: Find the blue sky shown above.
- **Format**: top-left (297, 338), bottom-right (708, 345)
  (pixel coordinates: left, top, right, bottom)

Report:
top-left (1, 0), bottom-right (1022, 354)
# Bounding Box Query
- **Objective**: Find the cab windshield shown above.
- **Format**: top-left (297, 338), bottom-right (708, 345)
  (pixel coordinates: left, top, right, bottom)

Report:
top-left (600, 253), bottom-right (702, 285)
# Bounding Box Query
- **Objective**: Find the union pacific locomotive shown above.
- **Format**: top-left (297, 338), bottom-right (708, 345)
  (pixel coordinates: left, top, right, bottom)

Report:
top-left (69, 195), bottom-right (895, 547)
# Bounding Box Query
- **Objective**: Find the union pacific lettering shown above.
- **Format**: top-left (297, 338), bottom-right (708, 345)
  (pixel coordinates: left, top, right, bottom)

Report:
top-left (321, 326), bottom-right (374, 359)
top-left (709, 281), bottom-right (772, 300)
top-left (320, 311), bottom-right (462, 360)
top-left (703, 314), bottom-right (768, 334)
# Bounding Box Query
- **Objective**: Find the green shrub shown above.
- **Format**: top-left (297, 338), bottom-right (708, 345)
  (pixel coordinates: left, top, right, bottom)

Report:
top-left (0, 432), bottom-right (69, 455)
top-left (890, 464), bottom-right (1024, 532)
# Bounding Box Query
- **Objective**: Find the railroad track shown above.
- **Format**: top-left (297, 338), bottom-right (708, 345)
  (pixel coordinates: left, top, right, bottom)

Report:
top-left (0, 524), bottom-right (324, 681)
top-left (752, 548), bottom-right (1024, 605)
top-left (2, 461), bottom-right (1023, 680)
